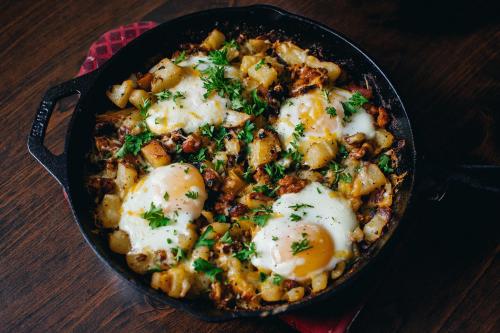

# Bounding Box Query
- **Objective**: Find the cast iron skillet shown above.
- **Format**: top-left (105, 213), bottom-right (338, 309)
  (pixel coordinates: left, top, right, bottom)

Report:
top-left (27, 5), bottom-right (499, 322)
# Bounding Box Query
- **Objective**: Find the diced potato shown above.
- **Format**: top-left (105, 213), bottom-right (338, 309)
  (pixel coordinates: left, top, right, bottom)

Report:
top-left (149, 58), bottom-right (183, 93)
top-left (121, 110), bottom-right (143, 136)
top-left (297, 170), bottom-right (323, 182)
top-left (260, 279), bottom-right (283, 302)
top-left (226, 46), bottom-right (240, 61)
top-left (108, 230), bottom-right (131, 254)
top-left (274, 41), bottom-right (308, 65)
top-left (350, 227), bottom-right (364, 242)
top-left (303, 141), bottom-right (337, 169)
top-left (306, 55), bottom-right (341, 82)
top-left (115, 162), bottom-right (138, 198)
top-left (222, 168), bottom-right (247, 194)
top-left (284, 287), bottom-right (305, 302)
top-left (209, 222), bottom-right (231, 235)
top-left (243, 77), bottom-right (260, 93)
top-left (141, 140), bottom-right (170, 167)
top-left (247, 131), bottom-right (281, 169)
top-left (178, 224), bottom-right (197, 249)
top-left (352, 163), bottom-right (386, 196)
top-left (151, 266), bottom-right (193, 298)
top-left (238, 192), bottom-right (269, 209)
top-left (248, 63), bottom-right (278, 88)
top-left (126, 252), bottom-right (152, 274)
top-left (96, 194), bottom-right (122, 228)
top-left (363, 211), bottom-right (390, 243)
top-left (106, 80), bottom-right (135, 108)
top-left (240, 55), bottom-right (262, 74)
top-left (373, 129), bottom-right (394, 155)
top-left (331, 261), bottom-right (346, 280)
top-left (128, 89), bottom-right (150, 110)
top-left (245, 39), bottom-right (271, 54)
top-left (224, 135), bottom-right (241, 156)
top-left (201, 29), bottom-right (225, 51)
top-left (223, 110), bottom-right (252, 128)
top-left (311, 272), bottom-right (328, 293)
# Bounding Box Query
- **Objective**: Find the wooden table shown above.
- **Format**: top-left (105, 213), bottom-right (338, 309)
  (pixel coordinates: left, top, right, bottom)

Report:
top-left (1, 1), bottom-right (498, 332)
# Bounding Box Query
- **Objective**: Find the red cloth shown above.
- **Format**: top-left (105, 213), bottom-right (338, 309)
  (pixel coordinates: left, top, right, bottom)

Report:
top-left (77, 22), bottom-right (362, 332)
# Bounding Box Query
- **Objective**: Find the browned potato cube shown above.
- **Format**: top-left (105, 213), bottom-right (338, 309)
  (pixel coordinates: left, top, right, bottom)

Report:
top-left (106, 79), bottom-right (135, 108)
top-left (141, 140), bottom-right (170, 167)
top-left (108, 230), bottom-right (131, 254)
top-left (149, 58), bottom-right (183, 93)
top-left (128, 89), bottom-right (150, 110)
top-left (247, 130), bottom-right (281, 169)
top-left (201, 29), bottom-right (225, 50)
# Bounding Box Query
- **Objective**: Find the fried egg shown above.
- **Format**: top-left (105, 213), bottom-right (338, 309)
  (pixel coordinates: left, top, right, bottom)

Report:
top-left (251, 182), bottom-right (358, 281)
top-left (145, 55), bottom-right (239, 135)
top-left (119, 163), bottom-right (207, 253)
top-left (274, 88), bottom-right (376, 151)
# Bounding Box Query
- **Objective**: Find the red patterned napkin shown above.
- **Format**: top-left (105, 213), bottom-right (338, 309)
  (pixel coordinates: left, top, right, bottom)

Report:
top-left (77, 22), bottom-right (362, 332)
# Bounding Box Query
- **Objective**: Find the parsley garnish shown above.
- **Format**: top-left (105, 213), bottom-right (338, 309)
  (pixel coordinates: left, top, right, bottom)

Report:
top-left (326, 106), bottom-right (337, 117)
top-left (339, 172), bottom-right (353, 183)
top-left (223, 39), bottom-right (239, 50)
top-left (142, 203), bottom-right (172, 229)
top-left (254, 59), bottom-right (265, 70)
top-left (253, 184), bottom-right (280, 197)
top-left (233, 242), bottom-right (257, 261)
top-left (259, 272), bottom-right (268, 282)
top-left (243, 166), bottom-right (254, 182)
top-left (155, 90), bottom-right (173, 101)
top-left (188, 147), bottom-right (207, 163)
top-left (116, 130), bottom-right (153, 158)
top-left (148, 264), bottom-right (162, 273)
top-left (237, 121), bottom-right (255, 144)
top-left (341, 92), bottom-right (369, 121)
top-left (288, 203), bottom-right (314, 211)
top-left (338, 144), bottom-right (349, 159)
top-left (172, 247), bottom-right (186, 261)
top-left (272, 274), bottom-right (283, 285)
top-left (272, 236), bottom-right (279, 241)
top-left (185, 191), bottom-right (199, 199)
top-left (200, 124), bottom-right (228, 151)
top-left (208, 48), bottom-right (230, 66)
top-left (172, 91), bottom-right (186, 103)
top-left (220, 231), bottom-right (233, 244)
top-left (322, 88), bottom-right (330, 101)
top-left (193, 258), bottom-right (222, 282)
top-left (196, 225), bottom-right (215, 248)
top-left (214, 214), bottom-right (227, 222)
top-left (214, 159), bottom-right (224, 173)
top-left (291, 234), bottom-right (313, 255)
top-left (316, 187), bottom-right (322, 194)
top-left (173, 50), bottom-right (186, 64)
top-left (378, 155), bottom-right (394, 173)
top-left (264, 162), bottom-right (285, 183)
top-left (290, 213), bottom-right (302, 222)
top-left (282, 123), bottom-right (305, 165)
top-left (163, 192), bottom-right (169, 201)
top-left (139, 98), bottom-right (151, 118)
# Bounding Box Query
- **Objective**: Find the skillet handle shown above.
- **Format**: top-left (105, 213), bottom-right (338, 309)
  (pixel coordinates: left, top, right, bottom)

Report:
top-left (447, 164), bottom-right (500, 193)
top-left (27, 72), bottom-right (97, 189)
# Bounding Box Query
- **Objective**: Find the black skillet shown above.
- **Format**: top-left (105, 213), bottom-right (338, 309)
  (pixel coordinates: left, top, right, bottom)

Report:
top-left (27, 5), bottom-right (500, 322)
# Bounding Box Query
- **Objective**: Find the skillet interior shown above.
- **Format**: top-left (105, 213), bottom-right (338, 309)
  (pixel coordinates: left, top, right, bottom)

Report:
top-left (64, 5), bottom-right (416, 321)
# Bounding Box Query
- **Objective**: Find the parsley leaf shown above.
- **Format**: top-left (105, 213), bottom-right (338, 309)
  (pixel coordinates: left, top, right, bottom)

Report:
top-left (339, 172), bottom-right (353, 183)
top-left (196, 225), bottom-right (215, 248)
top-left (326, 106), bottom-right (337, 117)
top-left (341, 92), bottom-right (369, 121)
top-left (233, 242), bottom-right (257, 261)
top-left (155, 90), bottom-right (173, 101)
top-left (264, 162), bottom-right (285, 183)
top-left (193, 258), bottom-right (222, 282)
top-left (237, 121), bottom-right (255, 144)
top-left (259, 272), bottom-right (268, 282)
top-left (172, 91), bottom-right (186, 103)
top-left (116, 130), bottom-right (153, 158)
top-left (185, 191), bottom-right (199, 199)
top-left (139, 98), bottom-right (151, 118)
top-left (254, 59), bottom-right (265, 70)
top-left (291, 234), bottom-right (313, 255)
top-left (172, 247), bottom-right (186, 262)
top-left (164, 192), bottom-right (169, 201)
top-left (288, 203), bottom-right (314, 211)
top-left (173, 50), bottom-right (186, 64)
top-left (272, 274), bottom-right (283, 285)
top-left (290, 213), bottom-right (302, 222)
top-left (220, 231), bottom-right (233, 244)
top-left (338, 144), bottom-right (349, 159)
top-left (214, 214), bottom-right (227, 222)
top-left (142, 203), bottom-right (172, 229)
top-left (188, 147), bottom-right (207, 163)
top-left (208, 48), bottom-right (230, 66)
top-left (378, 154), bottom-right (394, 173)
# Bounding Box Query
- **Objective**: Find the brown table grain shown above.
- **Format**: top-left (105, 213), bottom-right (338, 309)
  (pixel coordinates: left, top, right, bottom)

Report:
top-left (1, 1), bottom-right (498, 332)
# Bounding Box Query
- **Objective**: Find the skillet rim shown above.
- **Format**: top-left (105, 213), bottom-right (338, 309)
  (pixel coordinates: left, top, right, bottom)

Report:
top-left (58, 4), bottom-right (417, 322)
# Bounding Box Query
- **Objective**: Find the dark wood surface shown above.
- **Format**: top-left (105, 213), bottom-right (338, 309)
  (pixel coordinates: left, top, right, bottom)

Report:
top-left (1, 1), bottom-right (498, 332)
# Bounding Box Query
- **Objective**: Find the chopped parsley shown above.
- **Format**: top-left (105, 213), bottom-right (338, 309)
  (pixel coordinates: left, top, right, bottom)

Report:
top-left (193, 258), bottom-right (222, 282)
top-left (339, 172), bottom-right (353, 183)
top-left (237, 121), bottom-right (255, 144)
top-left (172, 247), bottom-right (186, 262)
top-left (223, 39), bottom-right (239, 50)
top-left (139, 98), bottom-right (151, 118)
top-left (220, 231), bottom-right (233, 244)
top-left (272, 236), bottom-right (279, 241)
top-left (338, 144), bottom-right (349, 159)
top-left (148, 264), bottom-right (162, 273)
top-left (188, 147), bottom-right (207, 163)
top-left (254, 59), bottom-right (265, 70)
top-left (214, 159), bottom-right (224, 173)
top-left (164, 192), bottom-right (169, 201)
top-left (142, 202), bottom-right (172, 229)
top-left (233, 242), bottom-right (257, 261)
top-left (326, 106), bottom-right (337, 117)
top-left (200, 124), bottom-right (228, 151)
top-left (291, 234), bottom-right (313, 255)
top-left (322, 88), bottom-right (330, 101)
top-left (243, 205), bottom-right (273, 227)
top-left (259, 272), bottom-right (268, 282)
top-left (116, 130), bottom-right (153, 158)
top-left (173, 50), bottom-right (186, 64)
top-left (290, 213), bottom-right (302, 222)
top-left (253, 184), bottom-right (280, 197)
top-left (378, 154), bottom-right (394, 173)
top-left (243, 166), bottom-right (254, 182)
top-left (282, 122), bottom-right (305, 165)
top-left (155, 90), bottom-right (173, 101)
top-left (172, 91), bottom-right (186, 103)
top-left (195, 225), bottom-right (215, 248)
top-left (288, 203), bottom-right (314, 211)
top-left (214, 214), bottom-right (227, 222)
top-left (264, 162), bottom-right (286, 183)
top-left (208, 48), bottom-right (230, 66)
top-left (316, 187), bottom-right (322, 194)
top-left (185, 191), bottom-right (199, 199)
top-left (272, 274), bottom-right (283, 285)
top-left (341, 92), bottom-right (369, 121)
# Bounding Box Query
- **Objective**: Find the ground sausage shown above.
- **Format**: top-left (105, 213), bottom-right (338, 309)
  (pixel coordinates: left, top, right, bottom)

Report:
top-left (182, 134), bottom-right (202, 153)
top-left (277, 175), bottom-right (307, 195)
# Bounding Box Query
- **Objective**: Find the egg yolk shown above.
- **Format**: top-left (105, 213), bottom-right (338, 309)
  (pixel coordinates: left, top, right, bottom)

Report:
top-left (273, 223), bottom-right (335, 279)
top-left (155, 163), bottom-right (207, 216)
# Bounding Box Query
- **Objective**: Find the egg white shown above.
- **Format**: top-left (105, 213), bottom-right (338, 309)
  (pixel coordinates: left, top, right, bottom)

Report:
top-left (251, 182), bottom-right (358, 280)
top-left (119, 164), bottom-right (206, 253)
